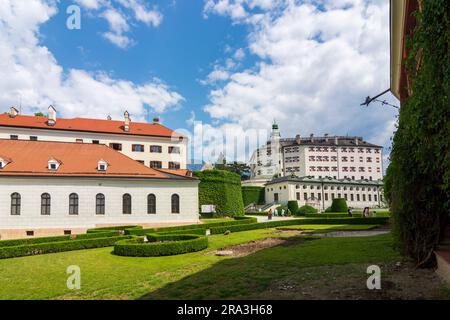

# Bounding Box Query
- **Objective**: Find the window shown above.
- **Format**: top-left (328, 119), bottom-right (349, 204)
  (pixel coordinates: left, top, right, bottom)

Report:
top-left (357, 194), bottom-right (360, 201)
top-left (168, 146), bottom-right (180, 154)
top-left (98, 160), bottom-right (107, 171)
top-left (274, 193), bottom-right (279, 202)
top-left (11, 193), bottom-right (21, 215)
top-left (64, 230), bottom-right (72, 235)
top-left (325, 193), bottom-right (328, 201)
top-left (10, 135), bottom-right (18, 140)
top-left (368, 194), bottom-right (372, 201)
top-left (150, 161), bottom-right (162, 169)
top-left (41, 193), bottom-right (51, 215)
top-left (296, 192), bottom-right (300, 200)
top-left (96, 194), bottom-right (105, 215)
top-left (374, 195), bottom-right (378, 202)
top-left (30, 136), bottom-right (38, 141)
top-left (26, 231), bottom-right (34, 236)
top-left (350, 194), bottom-right (354, 201)
top-left (132, 144), bottom-right (144, 152)
top-left (304, 193), bottom-right (308, 200)
top-left (147, 194), bottom-right (156, 214)
top-left (362, 194), bottom-right (366, 202)
top-left (109, 143), bottom-right (122, 151)
top-left (318, 193), bottom-right (321, 201)
top-left (171, 194), bottom-right (180, 214)
top-left (123, 194), bottom-right (132, 214)
top-left (92, 140), bottom-right (100, 144)
top-left (150, 145), bottom-right (162, 153)
top-left (76, 139), bottom-right (83, 143)
top-left (69, 193), bottom-right (79, 215)
top-left (169, 162), bottom-right (181, 170)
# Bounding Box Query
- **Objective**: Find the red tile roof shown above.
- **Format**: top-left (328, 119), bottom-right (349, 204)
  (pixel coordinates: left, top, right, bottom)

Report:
top-left (0, 139), bottom-right (191, 179)
top-left (157, 168), bottom-right (192, 177)
top-left (0, 114), bottom-right (184, 139)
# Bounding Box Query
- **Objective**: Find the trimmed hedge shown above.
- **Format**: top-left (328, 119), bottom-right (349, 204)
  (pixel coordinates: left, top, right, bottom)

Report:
top-left (0, 235), bottom-right (130, 259)
top-left (113, 234), bottom-right (208, 257)
top-left (330, 198), bottom-right (348, 212)
top-left (297, 205), bottom-right (318, 216)
top-left (242, 186), bottom-right (265, 206)
top-left (194, 170), bottom-right (245, 217)
top-left (86, 225), bottom-right (141, 233)
top-left (209, 217), bottom-right (389, 234)
top-left (287, 201), bottom-right (299, 216)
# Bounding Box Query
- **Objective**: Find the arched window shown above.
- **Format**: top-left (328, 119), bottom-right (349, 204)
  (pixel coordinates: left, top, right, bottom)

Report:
top-left (171, 194), bottom-right (180, 214)
top-left (147, 194), bottom-right (156, 214)
top-left (123, 194), bottom-right (132, 214)
top-left (41, 193), bottom-right (51, 215)
top-left (69, 193), bottom-right (79, 215)
top-left (96, 193), bottom-right (105, 215)
top-left (11, 193), bottom-right (21, 215)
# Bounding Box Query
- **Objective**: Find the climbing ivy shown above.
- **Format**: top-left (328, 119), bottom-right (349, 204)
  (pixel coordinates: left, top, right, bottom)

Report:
top-left (384, 1), bottom-right (449, 266)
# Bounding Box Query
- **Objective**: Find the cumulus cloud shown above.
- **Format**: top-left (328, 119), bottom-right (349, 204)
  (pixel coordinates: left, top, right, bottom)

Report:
top-left (0, 0), bottom-right (183, 121)
top-left (201, 0), bottom-right (398, 168)
top-left (76, 0), bottom-right (163, 48)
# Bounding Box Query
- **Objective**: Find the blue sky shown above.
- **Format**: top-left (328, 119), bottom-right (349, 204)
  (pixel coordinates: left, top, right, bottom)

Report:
top-left (0, 0), bottom-right (398, 165)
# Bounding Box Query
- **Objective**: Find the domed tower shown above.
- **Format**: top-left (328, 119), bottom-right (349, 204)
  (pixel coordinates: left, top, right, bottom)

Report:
top-left (270, 120), bottom-right (281, 142)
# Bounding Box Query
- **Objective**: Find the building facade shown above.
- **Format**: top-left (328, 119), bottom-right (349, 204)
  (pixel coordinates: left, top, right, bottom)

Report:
top-left (249, 124), bottom-right (383, 182)
top-left (0, 139), bottom-right (199, 240)
top-left (265, 176), bottom-right (385, 211)
top-left (0, 106), bottom-right (188, 170)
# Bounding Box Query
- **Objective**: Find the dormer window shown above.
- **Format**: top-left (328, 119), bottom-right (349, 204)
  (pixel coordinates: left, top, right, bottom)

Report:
top-left (98, 160), bottom-right (108, 171)
top-left (48, 159), bottom-right (60, 170)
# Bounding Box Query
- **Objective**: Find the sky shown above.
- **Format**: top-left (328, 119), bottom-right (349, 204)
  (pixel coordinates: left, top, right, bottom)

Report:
top-left (0, 0), bottom-right (399, 167)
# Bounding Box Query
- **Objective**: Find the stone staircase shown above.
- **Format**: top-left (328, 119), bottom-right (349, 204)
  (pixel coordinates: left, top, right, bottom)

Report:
top-left (435, 225), bottom-right (450, 284)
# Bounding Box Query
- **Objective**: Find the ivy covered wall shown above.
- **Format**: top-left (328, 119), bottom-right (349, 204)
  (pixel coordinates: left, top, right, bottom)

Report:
top-left (241, 186), bottom-right (265, 206)
top-left (384, 1), bottom-right (449, 266)
top-left (193, 170), bottom-right (245, 217)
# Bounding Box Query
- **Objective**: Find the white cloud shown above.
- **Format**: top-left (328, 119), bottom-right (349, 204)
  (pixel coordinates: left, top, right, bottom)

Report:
top-left (234, 48), bottom-right (246, 60)
top-left (202, 0), bottom-right (398, 167)
top-left (200, 68), bottom-right (230, 85)
top-left (76, 0), bottom-right (163, 48)
top-left (0, 0), bottom-right (183, 121)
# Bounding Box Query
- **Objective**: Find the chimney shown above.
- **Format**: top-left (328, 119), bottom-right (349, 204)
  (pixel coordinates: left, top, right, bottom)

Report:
top-left (153, 117), bottom-right (160, 124)
top-left (124, 111), bottom-right (130, 132)
top-left (47, 105), bottom-right (57, 126)
top-left (310, 133), bottom-right (314, 142)
top-left (295, 134), bottom-right (301, 145)
top-left (107, 115), bottom-right (112, 120)
top-left (9, 107), bottom-right (19, 118)
top-left (324, 133), bottom-right (329, 142)
top-left (355, 137), bottom-right (359, 146)
top-left (334, 136), bottom-right (339, 145)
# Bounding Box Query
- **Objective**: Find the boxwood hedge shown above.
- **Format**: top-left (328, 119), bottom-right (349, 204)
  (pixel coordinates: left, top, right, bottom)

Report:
top-left (113, 234), bottom-right (208, 257)
top-left (209, 217), bottom-right (389, 234)
top-left (242, 186), bottom-right (265, 206)
top-left (0, 235), bottom-right (130, 259)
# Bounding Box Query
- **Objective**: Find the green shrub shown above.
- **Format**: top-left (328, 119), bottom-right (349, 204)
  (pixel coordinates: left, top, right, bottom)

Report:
top-left (0, 235), bottom-right (130, 259)
top-left (297, 205), bottom-right (318, 216)
top-left (244, 210), bottom-right (268, 216)
top-left (287, 201), bottom-right (299, 216)
top-left (193, 170), bottom-right (245, 217)
top-left (324, 207), bottom-right (332, 212)
top-left (209, 217), bottom-right (389, 234)
top-left (242, 186), bottom-right (265, 206)
top-left (330, 198), bottom-right (348, 212)
top-left (113, 234), bottom-right (208, 257)
top-left (86, 225), bottom-right (142, 233)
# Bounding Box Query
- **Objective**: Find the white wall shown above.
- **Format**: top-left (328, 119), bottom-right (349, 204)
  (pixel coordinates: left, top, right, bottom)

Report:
top-left (0, 177), bottom-right (199, 230)
top-left (0, 127), bottom-right (188, 169)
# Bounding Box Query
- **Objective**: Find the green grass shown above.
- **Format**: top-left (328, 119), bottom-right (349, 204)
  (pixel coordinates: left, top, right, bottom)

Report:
top-left (0, 226), bottom-right (397, 300)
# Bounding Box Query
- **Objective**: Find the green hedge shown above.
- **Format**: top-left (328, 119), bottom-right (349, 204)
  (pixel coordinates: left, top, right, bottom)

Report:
top-left (287, 201), bottom-right (299, 215)
top-left (331, 198), bottom-right (348, 212)
top-left (0, 235), bottom-right (130, 259)
top-left (86, 225), bottom-right (141, 233)
top-left (242, 186), bottom-right (265, 206)
top-left (113, 234), bottom-right (208, 257)
top-left (194, 170), bottom-right (245, 217)
top-left (297, 205), bottom-right (318, 216)
top-left (209, 217), bottom-right (389, 234)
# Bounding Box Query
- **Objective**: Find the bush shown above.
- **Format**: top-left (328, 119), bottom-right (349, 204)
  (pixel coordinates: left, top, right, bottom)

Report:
top-left (0, 235), bottom-right (130, 259)
top-left (324, 207), bottom-right (332, 212)
top-left (330, 198), bottom-right (348, 212)
top-left (194, 170), bottom-right (245, 217)
top-left (209, 217), bottom-right (389, 234)
top-left (113, 234), bottom-right (208, 257)
top-left (287, 201), bottom-right (299, 216)
top-left (242, 186), bottom-right (265, 206)
top-left (297, 205), bottom-right (318, 216)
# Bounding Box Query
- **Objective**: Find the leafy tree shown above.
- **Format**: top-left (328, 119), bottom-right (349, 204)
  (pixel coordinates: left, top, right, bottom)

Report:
top-left (34, 112), bottom-right (45, 117)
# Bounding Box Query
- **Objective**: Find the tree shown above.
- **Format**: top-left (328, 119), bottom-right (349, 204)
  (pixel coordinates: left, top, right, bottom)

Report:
top-left (34, 112), bottom-right (45, 117)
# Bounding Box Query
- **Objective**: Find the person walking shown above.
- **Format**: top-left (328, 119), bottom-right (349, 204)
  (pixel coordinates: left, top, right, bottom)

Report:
top-left (347, 207), bottom-right (353, 217)
top-left (268, 209), bottom-right (273, 221)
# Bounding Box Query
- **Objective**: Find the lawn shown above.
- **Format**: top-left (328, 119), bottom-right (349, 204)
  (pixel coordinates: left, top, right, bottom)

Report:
top-left (0, 223), bottom-right (403, 300)
top-left (278, 224), bottom-right (381, 232)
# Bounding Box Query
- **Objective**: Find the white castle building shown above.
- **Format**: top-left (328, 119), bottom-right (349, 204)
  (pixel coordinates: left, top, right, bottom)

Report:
top-left (0, 107), bottom-right (199, 240)
top-left (246, 123), bottom-right (386, 210)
